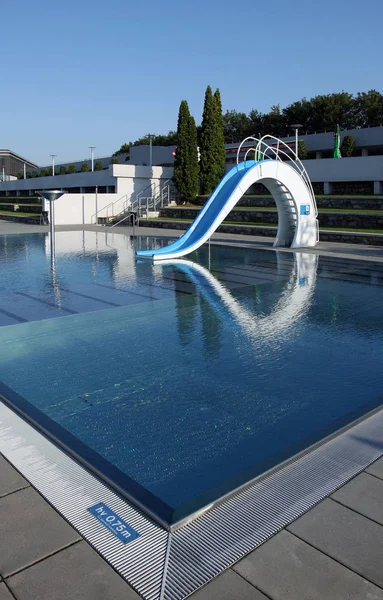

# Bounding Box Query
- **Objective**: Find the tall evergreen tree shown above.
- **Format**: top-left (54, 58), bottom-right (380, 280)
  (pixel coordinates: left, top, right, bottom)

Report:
top-left (187, 114), bottom-right (199, 202)
top-left (174, 100), bottom-right (198, 204)
top-left (199, 86), bottom-right (217, 195)
top-left (214, 88), bottom-right (226, 184)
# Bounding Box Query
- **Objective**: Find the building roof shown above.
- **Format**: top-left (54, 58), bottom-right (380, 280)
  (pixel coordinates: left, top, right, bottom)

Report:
top-left (0, 149), bottom-right (38, 169)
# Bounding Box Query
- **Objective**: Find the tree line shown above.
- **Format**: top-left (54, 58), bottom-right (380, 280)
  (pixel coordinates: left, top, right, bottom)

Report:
top-left (19, 158), bottom-right (120, 179)
top-left (114, 89), bottom-right (383, 153)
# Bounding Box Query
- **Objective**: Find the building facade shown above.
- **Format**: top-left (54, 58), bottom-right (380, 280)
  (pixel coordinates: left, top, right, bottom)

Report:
top-left (0, 150), bottom-right (38, 180)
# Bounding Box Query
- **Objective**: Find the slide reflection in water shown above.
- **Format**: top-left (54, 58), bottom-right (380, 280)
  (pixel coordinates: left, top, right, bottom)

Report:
top-left (157, 252), bottom-right (318, 341)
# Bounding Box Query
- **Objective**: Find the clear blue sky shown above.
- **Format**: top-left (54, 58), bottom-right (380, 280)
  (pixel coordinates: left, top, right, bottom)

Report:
top-left (2, 0), bottom-right (382, 165)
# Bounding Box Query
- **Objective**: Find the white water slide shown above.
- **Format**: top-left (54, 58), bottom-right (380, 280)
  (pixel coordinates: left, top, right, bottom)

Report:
top-left (136, 136), bottom-right (319, 261)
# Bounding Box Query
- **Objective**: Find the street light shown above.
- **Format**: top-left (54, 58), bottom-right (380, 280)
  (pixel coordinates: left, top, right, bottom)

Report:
top-left (50, 154), bottom-right (57, 176)
top-left (36, 190), bottom-right (64, 263)
top-left (89, 146), bottom-right (96, 172)
top-left (290, 124), bottom-right (302, 160)
top-left (149, 136), bottom-right (152, 168)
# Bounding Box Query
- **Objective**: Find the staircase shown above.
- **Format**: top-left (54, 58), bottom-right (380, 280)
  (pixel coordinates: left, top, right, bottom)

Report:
top-left (110, 179), bottom-right (176, 228)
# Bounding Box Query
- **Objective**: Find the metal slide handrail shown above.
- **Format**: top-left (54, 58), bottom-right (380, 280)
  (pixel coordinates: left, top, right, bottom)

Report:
top-left (236, 135), bottom-right (318, 217)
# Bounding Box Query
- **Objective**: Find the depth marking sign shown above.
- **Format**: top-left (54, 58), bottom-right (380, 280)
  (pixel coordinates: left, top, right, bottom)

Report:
top-left (88, 503), bottom-right (140, 544)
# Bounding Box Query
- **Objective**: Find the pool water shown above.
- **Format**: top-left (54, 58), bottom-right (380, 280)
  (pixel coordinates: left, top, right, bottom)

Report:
top-left (0, 230), bottom-right (382, 525)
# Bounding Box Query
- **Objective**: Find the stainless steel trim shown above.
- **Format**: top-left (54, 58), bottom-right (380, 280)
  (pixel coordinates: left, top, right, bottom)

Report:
top-left (0, 398), bottom-right (382, 600)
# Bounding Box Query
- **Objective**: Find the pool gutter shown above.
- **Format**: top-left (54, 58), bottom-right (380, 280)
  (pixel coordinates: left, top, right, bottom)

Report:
top-left (0, 396), bottom-right (382, 599)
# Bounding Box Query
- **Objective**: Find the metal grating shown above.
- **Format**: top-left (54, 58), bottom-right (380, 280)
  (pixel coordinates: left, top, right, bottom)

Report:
top-left (0, 398), bottom-right (382, 600)
top-left (0, 401), bottom-right (168, 600)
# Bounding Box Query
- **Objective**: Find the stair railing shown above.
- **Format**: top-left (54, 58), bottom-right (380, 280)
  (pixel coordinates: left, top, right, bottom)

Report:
top-left (109, 179), bottom-right (174, 228)
top-left (90, 193), bottom-right (128, 224)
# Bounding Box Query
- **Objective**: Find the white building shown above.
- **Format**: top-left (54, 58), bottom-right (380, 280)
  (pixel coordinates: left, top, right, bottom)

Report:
top-left (0, 163), bottom-right (173, 225)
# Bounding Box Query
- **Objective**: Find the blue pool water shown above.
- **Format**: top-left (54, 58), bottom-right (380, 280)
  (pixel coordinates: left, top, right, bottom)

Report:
top-left (0, 230), bottom-right (382, 525)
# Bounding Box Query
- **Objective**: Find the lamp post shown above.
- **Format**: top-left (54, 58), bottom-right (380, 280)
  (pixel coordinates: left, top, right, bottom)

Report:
top-left (89, 146), bottom-right (96, 172)
top-left (36, 190), bottom-right (64, 263)
top-left (149, 136), bottom-right (152, 168)
top-left (290, 124), bottom-right (302, 160)
top-left (50, 154), bottom-right (57, 176)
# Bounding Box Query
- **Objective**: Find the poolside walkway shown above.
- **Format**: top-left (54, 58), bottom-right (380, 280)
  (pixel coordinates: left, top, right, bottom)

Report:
top-left (0, 452), bottom-right (382, 600)
top-left (1, 219), bottom-right (383, 263)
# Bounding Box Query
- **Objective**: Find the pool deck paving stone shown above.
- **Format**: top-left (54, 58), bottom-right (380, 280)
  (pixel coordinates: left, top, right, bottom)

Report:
top-left (0, 222), bottom-right (383, 599)
top-left (0, 454), bottom-right (381, 599)
top-left (0, 583), bottom-right (14, 600)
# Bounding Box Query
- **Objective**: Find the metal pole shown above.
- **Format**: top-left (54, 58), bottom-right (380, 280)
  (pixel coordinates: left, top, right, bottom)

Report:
top-left (208, 237), bottom-right (211, 270)
top-left (50, 154), bottom-right (57, 176)
top-left (89, 146), bottom-right (96, 172)
top-left (149, 136), bottom-right (152, 168)
top-left (95, 186), bottom-right (98, 224)
top-left (2, 167), bottom-right (5, 181)
top-left (23, 163), bottom-right (26, 179)
top-left (295, 128), bottom-right (298, 159)
top-left (49, 200), bottom-right (55, 261)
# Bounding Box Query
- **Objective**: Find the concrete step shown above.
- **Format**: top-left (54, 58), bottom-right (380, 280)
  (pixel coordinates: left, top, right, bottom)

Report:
top-left (139, 218), bottom-right (383, 246)
top-left (0, 203), bottom-right (42, 214)
top-left (0, 213), bottom-right (42, 224)
top-left (159, 207), bottom-right (383, 230)
top-left (195, 195), bottom-right (383, 210)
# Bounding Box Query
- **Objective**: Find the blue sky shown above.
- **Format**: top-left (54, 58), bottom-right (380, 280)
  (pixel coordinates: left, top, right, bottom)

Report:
top-left (2, 0), bottom-right (382, 165)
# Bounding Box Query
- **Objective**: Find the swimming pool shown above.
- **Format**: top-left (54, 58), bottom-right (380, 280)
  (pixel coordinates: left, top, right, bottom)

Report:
top-left (0, 230), bottom-right (382, 527)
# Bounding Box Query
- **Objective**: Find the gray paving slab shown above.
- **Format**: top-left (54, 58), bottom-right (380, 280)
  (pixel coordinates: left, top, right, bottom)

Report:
top-left (233, 529), bottom-right (383, 600)
top-left (7, 540), bottom-right (140, 600)
top-left (287, 498), bottom-right (383, 588)
top-left (191, 569), bottom-right (268, 600)
top-left (367, 457), bottom-right (383, 480)
top-left (332, 472), bottom-right (383, 525)
top-left (0, 454), bottom-right (29, 498)
top-left (0, 486), bottom-right (81, 577)
top-left (0, 583), bottom-right (13, 600)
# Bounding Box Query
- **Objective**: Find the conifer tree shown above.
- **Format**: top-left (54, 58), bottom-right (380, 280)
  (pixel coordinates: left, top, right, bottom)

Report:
top-left (174, 100), bottom-right (199, 204)
top-left (213, 88), bottom-right (226, 183)
top-left (187, 114), bottom-right (199, 202)
top-left (199, 86), bottom-right (217, 195)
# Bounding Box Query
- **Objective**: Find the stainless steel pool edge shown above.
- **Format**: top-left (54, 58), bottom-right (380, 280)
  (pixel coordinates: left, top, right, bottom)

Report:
top-left (169, 401), bottom-right (383, 532)
top-left (0, 389), bottom-right (173, 532)
top-left (0, 398), bottom-right (382, 600)
top-left (0, 400), bottom-right (169, 600)
top-left (161, 405), bottom-right (383, 600)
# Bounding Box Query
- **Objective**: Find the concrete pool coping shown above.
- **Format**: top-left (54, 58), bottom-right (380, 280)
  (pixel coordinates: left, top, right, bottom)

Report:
top-left (0, 220), bottom-right (383, 599)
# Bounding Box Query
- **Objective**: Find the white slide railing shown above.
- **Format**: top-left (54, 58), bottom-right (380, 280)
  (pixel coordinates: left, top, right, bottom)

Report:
top-left (236, 135), bottom-right (318, 218)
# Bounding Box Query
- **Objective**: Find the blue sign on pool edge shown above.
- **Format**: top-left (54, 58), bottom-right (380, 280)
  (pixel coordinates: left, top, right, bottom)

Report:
top-left (300, 204), bottom-right (310, 215)
top-left (88, 503), bottom-right (140, 544)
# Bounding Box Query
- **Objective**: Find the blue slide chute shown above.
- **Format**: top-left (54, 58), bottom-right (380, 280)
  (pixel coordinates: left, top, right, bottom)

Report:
top-left (136, 162), bottom-right (256, 261)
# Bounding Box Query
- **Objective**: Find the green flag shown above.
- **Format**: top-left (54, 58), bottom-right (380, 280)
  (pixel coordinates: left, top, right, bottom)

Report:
top-left (333, 124), bottom-right (342, 158)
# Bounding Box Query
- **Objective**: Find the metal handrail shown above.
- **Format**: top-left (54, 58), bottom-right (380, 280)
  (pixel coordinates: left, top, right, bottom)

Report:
top-left (110, 179), bottom-right (173, 228)
top-left (90, 193), bottom-right (128, 224)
